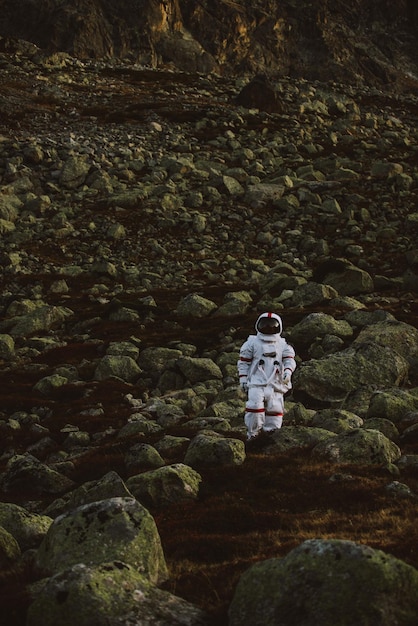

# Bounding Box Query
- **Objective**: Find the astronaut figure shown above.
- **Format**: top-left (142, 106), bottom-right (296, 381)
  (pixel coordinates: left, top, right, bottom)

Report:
top-left (237, 312), bottom-right (296, 440)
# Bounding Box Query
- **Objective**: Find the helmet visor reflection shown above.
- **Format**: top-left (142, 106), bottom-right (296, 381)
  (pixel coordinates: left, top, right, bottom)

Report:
top-left (257, 317), bottom-right (280, 334)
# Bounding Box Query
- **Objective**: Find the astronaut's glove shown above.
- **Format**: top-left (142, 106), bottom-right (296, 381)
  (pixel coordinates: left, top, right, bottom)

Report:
top-left (282, 369), bottom-right (292, 385)
top-left (240, 381), bottom-right (248, 393)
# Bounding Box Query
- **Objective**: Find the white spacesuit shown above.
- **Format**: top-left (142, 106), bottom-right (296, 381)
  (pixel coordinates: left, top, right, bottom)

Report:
top-left (237, 312), bottom-right (296, 440)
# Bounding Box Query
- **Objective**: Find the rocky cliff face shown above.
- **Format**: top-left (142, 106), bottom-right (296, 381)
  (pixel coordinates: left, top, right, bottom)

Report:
top-left (0, 0), bottom-right (418, 88)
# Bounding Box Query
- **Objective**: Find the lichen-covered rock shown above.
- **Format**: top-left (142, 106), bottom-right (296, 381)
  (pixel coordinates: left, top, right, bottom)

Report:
top-left (229, 539), bottom-right (418, 626)
top-left (59, 155), bottom-right (91, 189)
top-left (33, 374), bottom-right (69, 395)
top-left (27, 561), bottom-right (210, 626)
top-left (34, 497), bottom-right (168, 584)
top-left (312, 428), bottom-right (401, 465)
top-left (311, 408), bottom-right (364, 433)
top-left (0, 502), bottom-right (52, 549)
top-left (5, 305), bottom-right (73, 337)
top-left (117, 414), bottom-right (163, 438)
top-left (366, 388), bottom-right (418, 424)
top-left (316, 260), bottom-right (374, 295)
top-left (295, 343), bottom-right (409, 402)
top-left (353, 319), bottom-right (418, 360)
top-left (94, 355), bottom-right (142, 382)
top-left (124, 443), bottom-right (166, 472)
top-left (175, 293), bottom-right (217, 317)
top-left (287, 281), bottom-right (338, 307)
top-left (43, 471), bottom-right (133, 518)
top-left (261, 425), bottom-right (336, 455)
top-left (185, 415), bottom-right (232, 432)
top-left (213, 290), bottom-right (253, 316)
top-left (184, 431), bottom-right (245, 468)
top-left (1, 454), bottom-right (76, 495)
top-left (363, 417), bottom-right (399, 441)
top-left (0, 526), bottom-right (21, 570)
top-left (126, 463), bottom-right (202, 507)
top-left (138, 346), bottom-right (183, 381)
top-left (0, 333), bottom-right (15, 359)
top-left (176, 356), bottom-right (223, 384)
top-left (288, 312), bottom-right (353, 348)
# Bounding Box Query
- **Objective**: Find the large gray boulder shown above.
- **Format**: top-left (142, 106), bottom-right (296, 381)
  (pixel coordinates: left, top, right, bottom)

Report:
top-left (311, 408), bottom-right (364, 434)
top-left (288, 312), bottom-right (353, 347)
top-left (366, 388), bottom-right (418, 424)
top-left (312, 428), bottom-right (401, 465)
top-left (229, 538), bottom-right (418, 626)
top-left (260, 425), bottom-right (335, 455)
top-left (27, 561), bottom-right (210, 626)
top-left (3, 305), bottom-right (73, 337)
top-left (176, 356), bottom-right (223, 384)
top-left (0, 334), bottom-right (15, 360)
top-left (184, 432), bottom-right (245, 468)
top-left (295, 343), bottom-right (409, 403)
top-left (1, 454), bottom-right (76, 496)
top-left (138, 346), bottom-right (183, 382)
top-left (213, 290), bottom-right (253, 316)
top-left (0, 526), bottom-right (21, 570)
top-left (93, 355), bottom-right (142, 382)
top-left (0, 502), bottom-right (52, 550)
top-left (330, 264), bottom-right (375, 295)
top-left (43, 471), bottom-right (134, 518)
top-left (175, 293), bottom-right (217, 317)
top-left (126, 463), bottom-right (202, 507)
top-left (287, 281), bottom-right (338, 307)
top-left (353, 319), bottom-right (418, 361)
top-left (34, 497), bottom-right (168, 584)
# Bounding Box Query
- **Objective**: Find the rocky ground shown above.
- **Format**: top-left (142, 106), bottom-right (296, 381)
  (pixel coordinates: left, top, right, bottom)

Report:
top-left (0, 39), bottom-right (418, 625)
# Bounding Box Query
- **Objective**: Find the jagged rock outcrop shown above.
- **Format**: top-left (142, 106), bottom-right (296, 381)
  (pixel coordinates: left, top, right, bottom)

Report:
top-left (0, 0), bottom-right (418, 88)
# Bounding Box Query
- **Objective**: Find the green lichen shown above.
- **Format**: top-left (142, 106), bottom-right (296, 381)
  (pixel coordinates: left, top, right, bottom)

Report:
top-left (229, 539), bottom-right (418, 626)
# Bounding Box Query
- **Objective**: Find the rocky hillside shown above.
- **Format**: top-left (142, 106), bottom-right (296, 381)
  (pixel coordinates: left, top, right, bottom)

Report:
top-left (0, 7), bottom-right (418, 626)
top-left (1, 0), bottom-right (418, 89)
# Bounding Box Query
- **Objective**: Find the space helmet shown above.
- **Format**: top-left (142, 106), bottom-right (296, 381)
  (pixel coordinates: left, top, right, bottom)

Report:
top-left (255, 312), bottom-right (283, 335)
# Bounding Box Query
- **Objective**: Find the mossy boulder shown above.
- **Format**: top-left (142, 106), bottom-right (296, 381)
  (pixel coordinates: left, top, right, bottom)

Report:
top-left (311, 408), bottom-right (363, 433)
top-left (43, 470), bottom-right (133, 518)
top-left (288, 312), bottom-right (353, 347)
top-left (184, 431), bottom-right (245, 468)
top-left (0, 502), bottom-right (52, 549)
top-left (93, 355), bottom-right (142, 382)
top-left (34, 497), bottom-right (168, 584)
top-left (1, 454), bottom-right (75, 495)
top-left (353, 319), bottom-right (418, 360)
top-left (229, 539), bottom-right (418, 626)
top-left (295, 343), bottom-right (409, 402)
top-left (126, 463), bottom-right (202, 507)
top-left (366, 388), bottom-right (418, 424)
top-left (27, 561), bottom-right (209, 626)
top-left (312, 428), bottom-right (401, 465)
top-left (0, 526), bottom-right (21, 569)
top-left (262, 425), bottom-right (336, 455)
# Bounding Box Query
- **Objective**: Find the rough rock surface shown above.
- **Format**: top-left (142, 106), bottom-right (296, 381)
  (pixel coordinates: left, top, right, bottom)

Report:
top-left (34, 497), bottom-right (169, 583)
top-left (228, 538), bottom-right (418, 626)
top-left (1, 0), bottom-right (418, 91)
top-left (27, 561), bottom-right (210, 626)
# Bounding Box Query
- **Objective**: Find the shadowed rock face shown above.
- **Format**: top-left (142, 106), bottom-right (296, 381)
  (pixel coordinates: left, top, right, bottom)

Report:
top-left (0, 0), bottom-right (418, 88)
